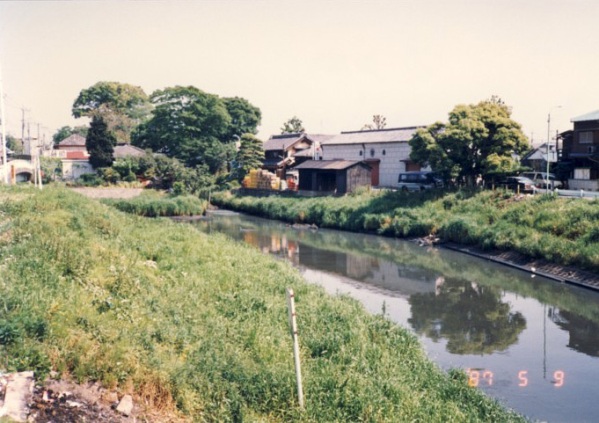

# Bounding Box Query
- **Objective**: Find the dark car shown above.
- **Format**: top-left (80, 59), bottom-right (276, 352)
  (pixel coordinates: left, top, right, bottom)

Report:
top-left (397, 171), bottom-right (444, 191)
top-left (487, 176), bottom-right (537, 193)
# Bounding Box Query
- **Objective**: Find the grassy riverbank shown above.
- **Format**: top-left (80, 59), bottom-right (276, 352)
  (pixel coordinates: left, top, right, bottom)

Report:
top-left (212, 189), bottom-right (599, 273)
top-left (101, 191), bottom-right (208, 217)
top-left (0, 185), bottom-right (524, 422)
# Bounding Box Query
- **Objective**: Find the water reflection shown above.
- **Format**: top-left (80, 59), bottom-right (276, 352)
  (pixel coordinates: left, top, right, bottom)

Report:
top-left (550, 308), bottom-right (599, 357)
top-left (408, 278), bottom-right (526, 355)
top-left (194, 211), bottom-right (599, 422)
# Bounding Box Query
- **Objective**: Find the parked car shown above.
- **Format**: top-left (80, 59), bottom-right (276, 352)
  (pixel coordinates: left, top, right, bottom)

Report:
top-left (397, 171), bottom-right (443, 192)
top-left (487, 176), bottom-right (537, 193)
top-left (520, 172), bottom-right (563, 189)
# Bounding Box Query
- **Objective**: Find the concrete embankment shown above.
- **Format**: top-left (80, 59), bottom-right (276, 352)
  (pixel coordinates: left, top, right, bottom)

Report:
top-left (443, 243), bottom-right (599, 291)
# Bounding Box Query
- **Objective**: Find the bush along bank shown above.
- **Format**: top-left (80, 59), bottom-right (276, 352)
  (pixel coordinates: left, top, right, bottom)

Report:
top-left (212, 188), bottom-right (599, 273)
top-left (0, 185), bottom-right (525, 422)
top-left (101, 192), bottom-right (208, 217)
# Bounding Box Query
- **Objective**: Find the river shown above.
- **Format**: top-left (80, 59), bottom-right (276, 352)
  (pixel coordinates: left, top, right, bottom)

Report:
top-left (191, 210), bottom-right (599, 423)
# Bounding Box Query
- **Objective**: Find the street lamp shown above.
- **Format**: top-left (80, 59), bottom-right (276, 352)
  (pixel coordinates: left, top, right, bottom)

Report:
top-left (546, 106), bottom-right (562, 193)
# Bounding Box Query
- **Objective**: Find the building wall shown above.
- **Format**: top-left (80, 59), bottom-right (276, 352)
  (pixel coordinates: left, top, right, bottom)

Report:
top-left (62, 160), bottom-right (95, 180)
top-left (572, 121), bottom-right (599, 154)
top-left (345, 165), bottom-right (371, 193)
top-left (321, 142), bottom-right (412, 187)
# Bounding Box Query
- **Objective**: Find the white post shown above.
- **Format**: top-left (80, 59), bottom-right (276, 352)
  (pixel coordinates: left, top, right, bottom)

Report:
top-left (286, 288), bottom-right (304, 409)
top-left (0, 63), bottom-right (8, 184)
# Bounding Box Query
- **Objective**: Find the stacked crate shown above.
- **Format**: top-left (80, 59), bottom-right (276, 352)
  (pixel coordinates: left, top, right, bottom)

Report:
top-left (242, 169), bottom-right (281, 190)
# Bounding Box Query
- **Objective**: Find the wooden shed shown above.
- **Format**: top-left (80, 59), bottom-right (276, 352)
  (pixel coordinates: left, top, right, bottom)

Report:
top-left (294, 160), bottom-right (371, 195)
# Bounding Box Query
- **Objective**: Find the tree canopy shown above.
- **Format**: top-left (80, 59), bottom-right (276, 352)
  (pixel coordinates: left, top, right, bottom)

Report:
top-left (280, 116), bottom-right (305, 134)
top-left (72, 81), bottom-right (152, 143)
top-left (409, 98), bottom-right (529, 184)
top-left (132, 86), bottom-right (232, 171)
top-left (86, 115), bottom-right (116, 169)
top-left (222, 97), bottom-right (262, 141)
top-left (362, 114), bottom-right (387, 130)
top-left (233, 133), bottom-right (264, 181)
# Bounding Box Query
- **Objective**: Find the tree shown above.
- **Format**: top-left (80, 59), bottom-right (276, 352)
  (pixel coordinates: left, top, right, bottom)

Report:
top-left (86, 115), bottom-right (116, 169)
top-left (280, 116), bottom-right (305, 134)
top-left (6, 134), bottom-right (23, 154)
top-left (132, 86), bottom-right (231, 171)
top-left (72, 81), bottom-right (152, 143)
top-left (362, 114), bottom-right (387, 130)
top-left (409, 98), bottom-right (529, 185)
top-left (222, 97), bottom-right (262, 141)
top-left (233, 133), bottom-right (264, 181)
top-left (52, 125), bottom-right (88, 145)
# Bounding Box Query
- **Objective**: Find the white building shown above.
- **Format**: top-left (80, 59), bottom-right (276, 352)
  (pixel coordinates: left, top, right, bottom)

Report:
top-left (320, 127), bottom-right (425, 188)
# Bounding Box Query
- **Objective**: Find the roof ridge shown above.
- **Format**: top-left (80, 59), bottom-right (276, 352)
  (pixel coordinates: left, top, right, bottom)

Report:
top-left (341, 126), bottom-right (424, 135)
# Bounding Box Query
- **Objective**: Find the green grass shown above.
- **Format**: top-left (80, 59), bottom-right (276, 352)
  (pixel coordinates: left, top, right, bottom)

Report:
top-left (0, 185), bottom-right (525, 422)
top-left (101, 192), bottom-right (208, 217)
top-left (212, 188), bottom-right (599, 272)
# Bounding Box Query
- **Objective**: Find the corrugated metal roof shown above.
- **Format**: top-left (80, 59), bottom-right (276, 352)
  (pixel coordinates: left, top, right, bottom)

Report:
top-left (58, 134), bottom-right (86, 147)
top-left (572, 110), bottom-right (599, 122)
top-left (294, 159), bottom-right (365, 170)
top-left (322, 126), bottom-right (423, 146)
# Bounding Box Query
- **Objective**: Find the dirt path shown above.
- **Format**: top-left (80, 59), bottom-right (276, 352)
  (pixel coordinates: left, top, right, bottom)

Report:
top-left (70, 187), bottom-right (145, 199)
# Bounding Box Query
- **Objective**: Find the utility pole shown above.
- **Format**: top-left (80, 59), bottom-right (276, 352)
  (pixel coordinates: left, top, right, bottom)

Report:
top-left (21, 107), bottom-right (25, 154)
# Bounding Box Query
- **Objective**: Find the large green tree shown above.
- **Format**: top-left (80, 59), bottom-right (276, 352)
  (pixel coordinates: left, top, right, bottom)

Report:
top-left (280, 116), bottom-right (305, 134)
top-left (222, 97), bottom-right (262, 141)
top-left (409, 98), bottom-right (529, 185)
top-left (72, 81), bottom-right (152, 143)
top-left (233, 133), bottom-right (264, 181)
top-left (86, 116), bottom-right (116, 169)
top-left (132, 86), bottom-right (232, 171)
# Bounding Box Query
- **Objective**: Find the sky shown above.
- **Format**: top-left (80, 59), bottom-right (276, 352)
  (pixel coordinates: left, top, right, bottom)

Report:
top-left (1, 0), bottom-right (598, 146)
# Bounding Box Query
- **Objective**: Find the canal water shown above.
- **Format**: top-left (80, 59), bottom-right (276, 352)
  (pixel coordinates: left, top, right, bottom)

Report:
top-left (192, 210), bottom-right (599, 423)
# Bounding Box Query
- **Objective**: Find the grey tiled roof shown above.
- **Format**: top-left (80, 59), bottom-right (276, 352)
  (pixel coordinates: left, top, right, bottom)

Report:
top-left (58, 134), bottom-right (86, 147)
top-left (263, 133), bottom-right (303, 151)
top-left (114, 144), bottom-right (146, 158)
top-left (262, 133), bottom-right (334, 151)
top-left (322, 127), bottom-right (423, 145)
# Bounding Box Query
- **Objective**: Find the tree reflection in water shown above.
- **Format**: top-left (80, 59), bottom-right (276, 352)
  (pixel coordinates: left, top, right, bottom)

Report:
top-left (408, 277), bottom-right (526, 355)
top-left (550, 308), bottom-right (599, 358)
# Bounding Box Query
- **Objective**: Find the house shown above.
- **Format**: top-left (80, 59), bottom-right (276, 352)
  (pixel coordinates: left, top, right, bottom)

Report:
top-left (319, 127), bottom-right (425, 188)
top-left (294, 159), bottom-right (371, 195)
top-left (262, 133), bottom-right (333, 179)
top-left (521, 143), bottom-right (557, 172)
top-left (56, 134), bottom-right (88, 153)
top-left (560, 109), bottom-right (599, 191)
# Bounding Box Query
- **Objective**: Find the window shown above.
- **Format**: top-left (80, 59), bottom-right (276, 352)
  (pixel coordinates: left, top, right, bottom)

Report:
top-left (370, 148), bottom-right (375, 157)
top-left (574, 168), bottom-right (591, 180)
top-left (580, 131), bottom-right (593, 144)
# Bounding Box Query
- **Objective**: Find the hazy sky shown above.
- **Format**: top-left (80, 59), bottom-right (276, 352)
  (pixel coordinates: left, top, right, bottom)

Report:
top-left (1, 0), bottom-right (598, 145)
